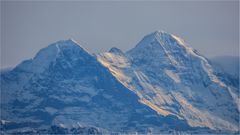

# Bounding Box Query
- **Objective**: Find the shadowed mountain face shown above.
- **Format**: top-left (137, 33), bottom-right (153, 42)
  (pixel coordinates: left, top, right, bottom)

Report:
top-left (1, 31), bottom-right (239, 134)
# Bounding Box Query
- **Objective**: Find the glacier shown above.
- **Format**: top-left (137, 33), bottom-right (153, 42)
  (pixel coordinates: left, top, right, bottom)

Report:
top-left (1, 31), bottom-right (239, 134)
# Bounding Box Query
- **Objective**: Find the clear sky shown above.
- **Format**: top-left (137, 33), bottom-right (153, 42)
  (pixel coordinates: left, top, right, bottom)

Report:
top-left (1, 0), bottom-right (239, 69)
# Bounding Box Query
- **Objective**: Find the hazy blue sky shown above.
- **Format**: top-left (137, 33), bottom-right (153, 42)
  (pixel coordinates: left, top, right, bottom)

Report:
top-left (1, 1), bottom-right (239, 69)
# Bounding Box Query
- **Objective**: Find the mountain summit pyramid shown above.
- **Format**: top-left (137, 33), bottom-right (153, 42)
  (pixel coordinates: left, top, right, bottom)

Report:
top-left (98, 30), bottom-right (239, 132)
top-left (1, 31), bottom-right (239, 134)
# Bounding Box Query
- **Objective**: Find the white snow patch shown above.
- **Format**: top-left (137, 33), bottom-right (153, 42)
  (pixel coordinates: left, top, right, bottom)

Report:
top-left (228, 87), bottom-right (240, 112)
top-left (171, 34), bottom-right (185, 45)
top-left (56, 43), bottom-right (60, 54)
top-left (200, 60), bottom-right (225, 87)
top-left (165, 70), bottom-right (181, 83)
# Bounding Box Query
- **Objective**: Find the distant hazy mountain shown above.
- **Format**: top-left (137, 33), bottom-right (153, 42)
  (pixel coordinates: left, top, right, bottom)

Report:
top-left (1, 31), bottom-right (239, 134)
top-left (0, 67), bottom-right (12, 74)
top-left (210, 56), bottom-right (239, 77)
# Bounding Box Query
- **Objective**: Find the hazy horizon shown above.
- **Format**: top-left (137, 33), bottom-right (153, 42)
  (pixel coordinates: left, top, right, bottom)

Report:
top-left (1, 1), bottom-right (239, 69)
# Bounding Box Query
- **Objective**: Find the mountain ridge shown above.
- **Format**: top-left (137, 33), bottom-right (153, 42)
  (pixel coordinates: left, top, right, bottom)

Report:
top-left (1, 30), bottom-right (239, 134)
top-left (98, 31), bottom-right (239, 132)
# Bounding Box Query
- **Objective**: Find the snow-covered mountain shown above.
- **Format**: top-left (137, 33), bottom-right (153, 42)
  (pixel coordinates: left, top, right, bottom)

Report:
top-left (1, 31), bottom-right (239, 134)
top-left (97, 31), bottom-right (239, 133)
top-left (0, 39), bottom-right (194, 134)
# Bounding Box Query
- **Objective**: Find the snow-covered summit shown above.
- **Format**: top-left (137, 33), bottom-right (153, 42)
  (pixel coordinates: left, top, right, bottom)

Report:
top-left (133, 30), bottom-right (184, 49)
top-left (98, 30), bottom-right (240, 133)
top-left (11, 39), bottom-right (92, 76)
top-left (55, 39), bottom-right (89, 51)
top-left (47, 39), bottom-right (90, 56)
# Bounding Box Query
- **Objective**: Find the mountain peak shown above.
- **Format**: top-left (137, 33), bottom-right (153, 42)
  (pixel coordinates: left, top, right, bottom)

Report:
top-left (148, 30), bottom-right (171, 38)
top-left (151, 30), bottom-right (169, 36)
top-left (131, 30), bottom-right (174, 49)
top-left (128, 30), bottom-right (187, 52)
top-left (109, 47), bottom-right (124, 55)
top-left (53, 38), bottom-right (80, 48)
top-left (13, 39), bottom-right (93, 74)
top-left (33, 39), bottom-right (79, 59)
top-left (46, 38), bottom-right (92, 56)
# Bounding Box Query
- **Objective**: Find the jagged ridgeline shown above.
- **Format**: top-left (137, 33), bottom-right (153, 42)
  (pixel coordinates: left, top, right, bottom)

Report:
top-left (1, 31), bottom-right (239, 134)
